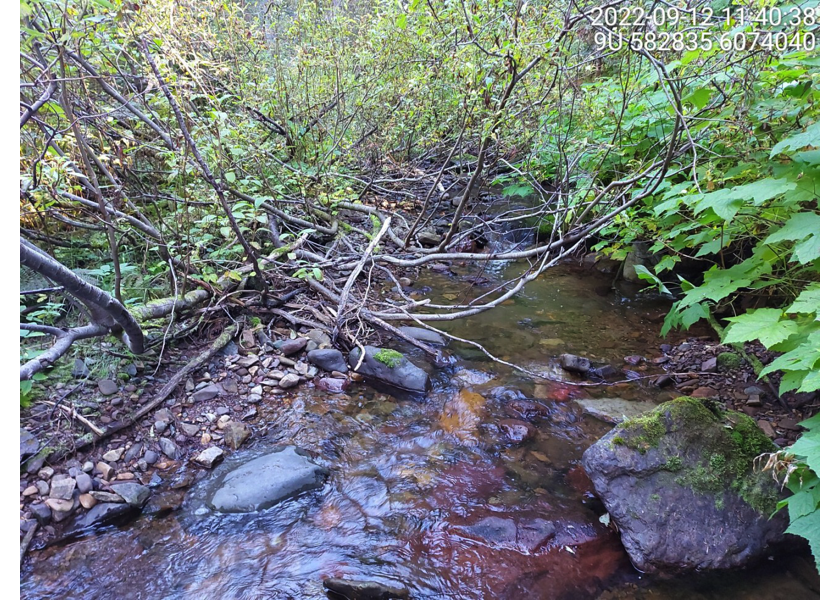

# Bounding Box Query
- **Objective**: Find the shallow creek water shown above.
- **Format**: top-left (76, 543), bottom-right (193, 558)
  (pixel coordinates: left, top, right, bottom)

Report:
top-left (21, 255), bottom-right (818, 599)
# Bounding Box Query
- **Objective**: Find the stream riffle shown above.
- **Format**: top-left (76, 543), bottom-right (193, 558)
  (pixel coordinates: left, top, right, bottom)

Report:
top-left (21, 257), bottom-right (818, 599)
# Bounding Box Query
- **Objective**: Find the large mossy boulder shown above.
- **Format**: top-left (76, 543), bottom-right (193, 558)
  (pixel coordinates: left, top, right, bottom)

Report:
top-left (582, 397), bottom-right (787, 573)
top-left (349, 345), bottom-right (430, 394)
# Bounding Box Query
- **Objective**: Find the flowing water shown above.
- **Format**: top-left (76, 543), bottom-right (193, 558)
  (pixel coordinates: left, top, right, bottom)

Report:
top-left (21, 216), bottom-right (819, 599)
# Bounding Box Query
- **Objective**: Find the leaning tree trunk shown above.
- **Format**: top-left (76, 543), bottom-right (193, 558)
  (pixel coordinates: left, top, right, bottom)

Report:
top-left (19, 238), bottom-right (145, 380)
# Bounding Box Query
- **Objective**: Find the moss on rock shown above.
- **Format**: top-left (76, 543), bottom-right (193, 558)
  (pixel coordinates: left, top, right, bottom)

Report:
top-left (716, 351), bottom-right (742, 370)
top-left (373, 349), bottom-right (404, 368)
top-left (611, 396), bottom-right (779, 515)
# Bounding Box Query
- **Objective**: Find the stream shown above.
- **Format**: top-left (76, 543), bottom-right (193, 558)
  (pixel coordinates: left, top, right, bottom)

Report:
top-left (21, 211), bottom-right (818, 599)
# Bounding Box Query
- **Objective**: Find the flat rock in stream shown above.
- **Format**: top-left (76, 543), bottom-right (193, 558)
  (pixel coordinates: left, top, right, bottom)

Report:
top-left (64, 503), bottom-right (140, 538)
top-left (348, 346), bottom-right (430, 395)
top-left (397, 326), bottom-right (447, 345)
top-left (574, 398), bottom-right (659, 424)
top-left (209, 447), bottom-right (328, 512)
top-left (323, 578), bottom-right (409, 600)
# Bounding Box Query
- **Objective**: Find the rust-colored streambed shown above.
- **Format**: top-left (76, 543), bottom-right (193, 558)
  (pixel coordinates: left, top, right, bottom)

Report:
top-left (21, 260), bottom-right (818, 599)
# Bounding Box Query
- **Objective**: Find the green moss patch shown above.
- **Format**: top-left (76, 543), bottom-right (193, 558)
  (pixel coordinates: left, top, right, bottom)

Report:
top-left (716, 352), bottom-right (741, 370)
top-left (612, 397), bottom-right (779, 515)
top-left (374, 349), bottom-right (404, 368)
top-left (612, 396), bottom-right (717, 454)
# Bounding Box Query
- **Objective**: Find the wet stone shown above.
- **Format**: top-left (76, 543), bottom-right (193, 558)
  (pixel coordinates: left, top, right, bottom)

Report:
top-left (75, 473), bottom-right (93, 494)
top-left (182, 423), bottom-right (201, 437)
top-left (193, 446), bottom-right (225, 469)
top-left (280, 337), bottom-right (308, 356)
top-left (65, 502), bottom-right (139, 536)
top-left (209, 447), bottom-right (328, 512)
top-left (280, 373), bottom-right (301, 389)
top-left (323, 578), bottom-right (409, 600)
top-left (574, 398), bottom-right (658, 425)
top-left (397, 326), bottom-right (446, 345)
top-left (143, 451), bottom-right (159, 465)
top-left (103, 448), bottom-right (124, 462)
top-left (224, 422), bottom-right (251, 450)
top-left (96, 462), bottom-right (115, 481)
top-left (98, 379), bottom-right (118, 396)
top-left (701, 357), bottom-right (718, 373)
top-left (30, 503), bottom-right (52, 526)
top-left (90, 491), bottom-right (124, 503)
top-left (316, 377), bottom-right (348, 394)
top-left (307, 348), bottom-right (347, 373)
top-left (559, 353), bottom-right (591, 374)
top-left (589, 364), bottom-right (619, 380)
top-left (124, 442), bottom-right (144, 463)
top-left (193, 383), bottom-right (221, 403)
top-left (45, 497), bottom-right (74, 515)
top-left (498, 419), bottom-right (536, 444)
top-left (110, 483), bottom-right (151, 508)
top-left (154, 408), bottom-right (175, 425)
top-left (159, 437), bottom-right (180, 460)
top-left (758, 420), bottom-right (776, 437)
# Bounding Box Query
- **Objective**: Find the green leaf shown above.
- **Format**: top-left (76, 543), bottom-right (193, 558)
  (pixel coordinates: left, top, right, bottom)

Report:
top-left (771, 122), bottom-right (820, 157)
top-left (224, 172), bottom-right (237, 183)
top-left (787, 285), bottom-right (820, 319)
top-left (786, 487), bottom-right (817, 522)
top-left (684, 87), bottom-right (712, 110)
top-left (800, 368), bottom-right (820, 392)
top-left (396, 13), bottom-right (407, 29)
top-left (788, 429), bottom-right (820, 479)
top-left (786, 509), bottom-right (820, 571)
top-left (762, 212), bottom-right (820, 264)
top-left (723, 309), bottom-right (798, 348)
top-left (759, 331), bottom-right (819, 379)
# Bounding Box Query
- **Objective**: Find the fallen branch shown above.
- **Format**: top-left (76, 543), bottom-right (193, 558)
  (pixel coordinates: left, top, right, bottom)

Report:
top-left (333, 216), bottom-right (392, 339)
top-left (40, 401), bottom-right (106, 437)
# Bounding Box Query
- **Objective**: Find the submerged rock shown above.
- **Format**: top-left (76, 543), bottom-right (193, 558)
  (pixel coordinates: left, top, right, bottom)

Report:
top-left (453, 515), bottom-right (556, 554)
top-left (582, 397), bottom-right (786, 573)
top-left (348, 346), bottom-right (430, 394)
top-left (397, 326), bottom-right (447, 345)
top-left (209, 447), bottom-right (328, 512)
top-left (558, 354), bottom-right (591, 374)
top-left (64, 503), bottom-right (139, 537)
top-left (574, 398), bottom-right (659, 425)
top-left (323, 578), bottom-right (409, 600)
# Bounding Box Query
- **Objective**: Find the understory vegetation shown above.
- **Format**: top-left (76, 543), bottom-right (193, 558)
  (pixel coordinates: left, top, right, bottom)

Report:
top-left (20, 0), bottom-right (819, 569)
